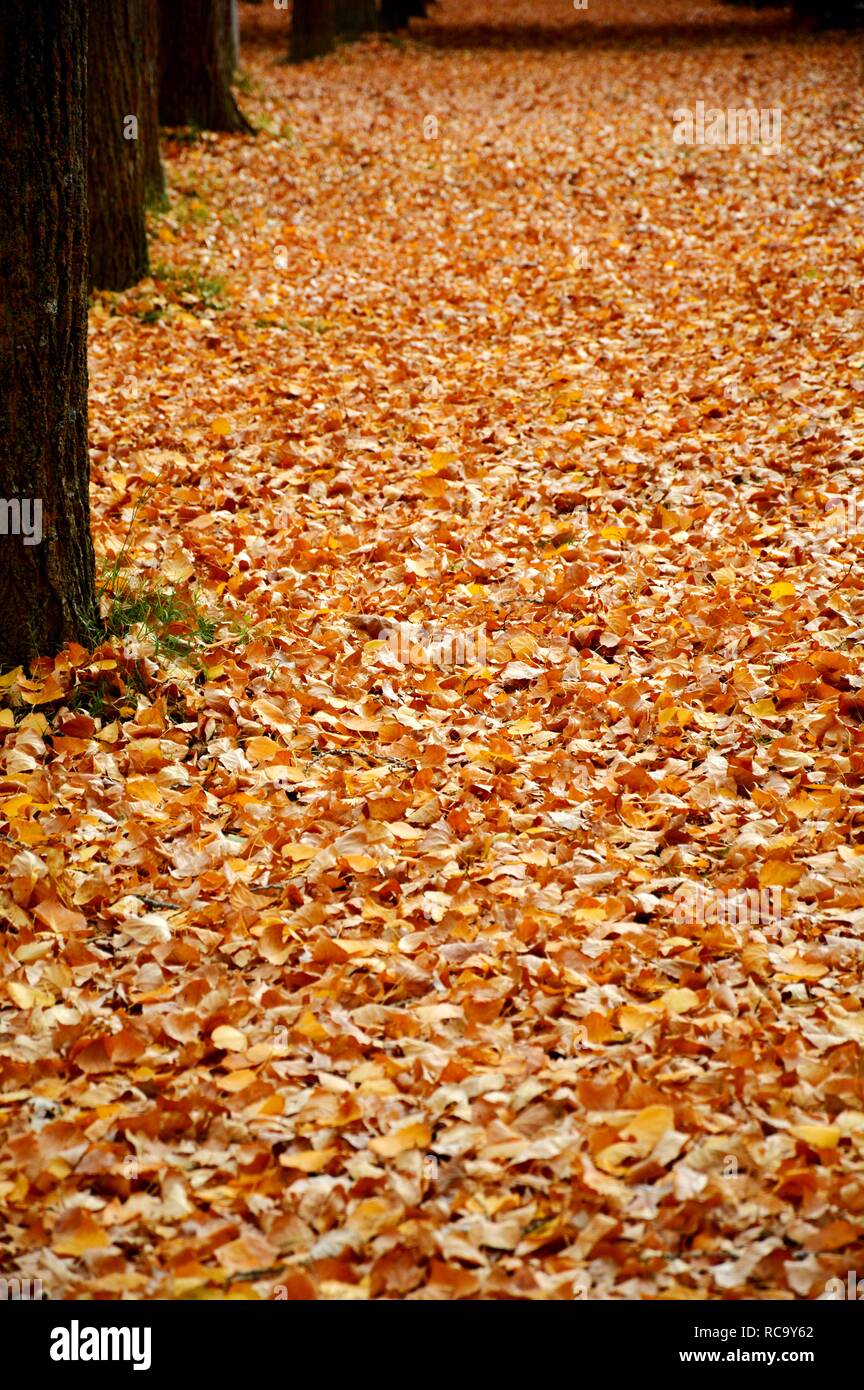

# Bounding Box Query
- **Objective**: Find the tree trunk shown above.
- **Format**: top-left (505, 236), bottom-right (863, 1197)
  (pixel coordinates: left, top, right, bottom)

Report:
top-left (381, 0), bottom-right (423, 30)
top-left (158, 0), bottom-right (253, 133)
top-left (792, 0), bottom-right (864, 19)
top-left (142, 0), bottom-right (166, 206)
top-left (229, 0), bottom-right (240, 72)
top-left (290, 0), bottom-right (336, 60)
top-left (0, 2), bottom-right (97, 668)
top-left (89, 0), bottom-right (149, 290)
top-left (336, 0), bottom-right (378, 38)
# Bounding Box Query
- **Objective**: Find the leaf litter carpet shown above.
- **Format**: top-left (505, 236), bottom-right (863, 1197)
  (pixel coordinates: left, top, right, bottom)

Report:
top-left (2, 0), bottom-right (864, 1300)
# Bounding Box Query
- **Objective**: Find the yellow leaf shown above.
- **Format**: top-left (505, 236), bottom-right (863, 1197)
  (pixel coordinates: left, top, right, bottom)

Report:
top-left (246, 737), bottom-right (281, 763)
top-left (595, 1142), bottom-right (640, 1175)
top-left (212, 1025), bottom-right (248, 1052)
top-left (344, 854), bottom-right (376, 872)
top-left (15, 822), bottom-right (46, 844)
top-left (282, 843), bottom-right (319, 862)
top-left (746, 698), bottom-right (777, 717)
top-left (417, 474), bottom-right (447, 499)
top-left (218, 1069), bottom-right (257, 1092)
top-left (53, 1215), bottom-right (110, 1255)
top-left (369, 1121), bottom-right (431, 1157)
top-left (428, 450), bottom-right (457, 470)
top-left (126, 778), bottom-right (162, 805)
top-left (7, 981), bottom-right (36, 1009)
top-left (618, 1006), bottom-right (657, 1036)
top-left (20, 713), bottom-right (50, 734)
top-left (659, 987), bottom-right (700, 1015)
top-left (759, 860), bottom-right (802, 887)
top-left (279, 1148), bottom-right (336, 1173)
top-left (620, 1105), bottom-right (675, 1151)
top-left (211, 416), bottom-right (233, 436)
top-left (770, 581), bottom-right (796, 601)
top-left (294, 1009), bottom-right (328, 1042)
top-left (778, 955), bottom-right (827, 981)
top-left (658, 705), bottom-right (691, 728)
top-left (789, 1124), bottom-right (841, 1150)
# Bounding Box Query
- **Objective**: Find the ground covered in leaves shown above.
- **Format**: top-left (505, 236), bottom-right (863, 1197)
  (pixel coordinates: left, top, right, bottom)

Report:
top-left (2, 0), bottom-right (864, 1300)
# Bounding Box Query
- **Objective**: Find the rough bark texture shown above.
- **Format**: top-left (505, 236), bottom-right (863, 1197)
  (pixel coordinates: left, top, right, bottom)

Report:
top-left (89, 0), bottom-right (149, 289)
top-left (158, 0), bottom-right (253, 133)
top-left (336, 0), bottom-right (379, 38)
top-left (0, 2), bottom-right (97, 668)
top-left (142, 0), bottom-right (166, 205)
top-left (290, 0), bottom-right (336, 60)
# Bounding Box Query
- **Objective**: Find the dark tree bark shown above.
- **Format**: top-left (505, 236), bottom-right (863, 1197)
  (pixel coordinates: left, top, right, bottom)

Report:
top-left (791, 0), bottom-right (864, 20)
top-left (0, 2), bottom-right (97, 668)
top-left (89, 0), bottom-right (149, 290)
top-left (142, 0), bottom-right (166, 206)
top-left (290, 0), bottom-right (336, 60)
top-left (381, 0), bottom-right (427, 30)
top-left (158, 0), bottom-right (253, 133)
top-left (336, 0), bottom-right (378, 38)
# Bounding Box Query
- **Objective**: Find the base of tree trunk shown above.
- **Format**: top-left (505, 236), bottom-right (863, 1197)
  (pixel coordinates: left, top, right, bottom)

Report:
top-left (158, 0), bottom-right (253, 134)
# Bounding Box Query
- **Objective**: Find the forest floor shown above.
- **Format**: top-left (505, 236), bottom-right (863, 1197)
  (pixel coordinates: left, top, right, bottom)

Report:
top-left (2, 0), bottom-right (864, 1300)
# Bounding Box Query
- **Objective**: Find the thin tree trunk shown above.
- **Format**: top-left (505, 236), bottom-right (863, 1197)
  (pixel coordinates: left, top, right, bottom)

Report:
top-left (290, 0), bottom-right (336, 60)
top-left (229, 0), bottom-right (240, 72)
top-left (142, 0), bottom-right (166, 206)
top-left (158, 0), bottom-right (253, 134)
top-left (89, 0), bottom-right (149, 290)
top-left (0, 1), bottom-right (97, 668)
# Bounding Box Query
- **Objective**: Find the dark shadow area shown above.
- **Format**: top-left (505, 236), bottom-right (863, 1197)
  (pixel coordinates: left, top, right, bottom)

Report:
top-left (414, 13), bottom-right (814, 54)
top-left (236, 2), bottom-right (852, 60)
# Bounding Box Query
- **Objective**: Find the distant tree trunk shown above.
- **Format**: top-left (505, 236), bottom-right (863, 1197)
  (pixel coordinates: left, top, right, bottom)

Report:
top-left (382, 0), bottom-right (425, 29)
top-left (88, 0), bottom-right (149, 290)
top-left (229, 0), bottom-right (240, 71)
top-left (142, 0), bottom-right (166, 206)
top-left (336, 0), bottom-right (378, 38)
top-left (0, 1), bottom-right (97, 668)
top-left (158, 0), bottom-right (253, 133)
top-left (792, 0), bottom-right (864, 20)
top-left (290, 0), bottom-right (336, 60)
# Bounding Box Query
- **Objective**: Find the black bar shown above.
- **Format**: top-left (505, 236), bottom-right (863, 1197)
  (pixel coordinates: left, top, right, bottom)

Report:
top-left (4, 1295), bottom-right (858, 1378)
